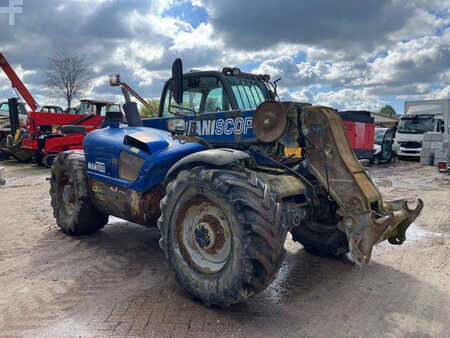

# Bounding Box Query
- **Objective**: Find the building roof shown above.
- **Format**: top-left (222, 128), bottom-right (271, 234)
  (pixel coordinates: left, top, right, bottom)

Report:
top-left (371, 112), bottom-right (398, 123)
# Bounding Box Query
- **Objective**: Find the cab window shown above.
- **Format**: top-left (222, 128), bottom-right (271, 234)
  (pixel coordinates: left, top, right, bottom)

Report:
top-left (162, 76), bottom-right (231, 117)
top-left (0, 103), bottom-right (9, 111)
top-left (0, 103), bottom-right (27, 114)
top-left (227, 76), bottom-right (268, 110)
top-left (99, 105), bottom-right (107, 116)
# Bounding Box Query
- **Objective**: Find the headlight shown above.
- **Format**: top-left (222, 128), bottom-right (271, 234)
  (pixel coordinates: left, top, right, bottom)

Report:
top-left (167, 118), bottom-right (186, 134)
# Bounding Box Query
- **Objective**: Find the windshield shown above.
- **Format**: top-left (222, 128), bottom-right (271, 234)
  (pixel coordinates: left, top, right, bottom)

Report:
top-left (226, 76), bottom-right (269, 110)
top-left (163, 76), bottom-right (232, 116)
top-left (397, 117), bottom-right (435, 134)
top-left (0, 102), bottom-right (27, 115)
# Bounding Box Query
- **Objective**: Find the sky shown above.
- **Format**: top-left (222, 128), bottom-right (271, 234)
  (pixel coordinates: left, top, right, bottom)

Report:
top-left (0, 0), bottom-right (449, 114)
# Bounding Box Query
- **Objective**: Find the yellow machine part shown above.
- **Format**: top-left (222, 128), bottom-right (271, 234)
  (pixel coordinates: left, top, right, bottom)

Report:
top-left (284, 147), bottom-right (302, 158)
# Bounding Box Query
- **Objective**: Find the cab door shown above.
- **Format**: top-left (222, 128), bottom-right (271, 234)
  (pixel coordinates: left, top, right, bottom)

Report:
top-left (381, 128), bottom-right (394, 161)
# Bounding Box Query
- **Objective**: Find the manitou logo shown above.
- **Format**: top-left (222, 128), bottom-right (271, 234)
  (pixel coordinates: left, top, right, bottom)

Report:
top-left (88, 161), bottom-right (106, 174)
top-left (186, 117), bottom-right (253, 136)
top-left (0, 0), bottom-right (22, 25)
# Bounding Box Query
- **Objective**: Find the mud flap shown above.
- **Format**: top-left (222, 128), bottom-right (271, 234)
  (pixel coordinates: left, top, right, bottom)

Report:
top-left (299, 106), bottom-right (423, 264)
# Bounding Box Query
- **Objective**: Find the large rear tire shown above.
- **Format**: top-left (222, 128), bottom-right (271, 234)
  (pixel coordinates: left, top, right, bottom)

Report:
top-left (158, 166), bottom-right (287, 307)
top-left (50, 150), bottom-right (108, 235)
top-left (291, 221), bottom-right (349, 257)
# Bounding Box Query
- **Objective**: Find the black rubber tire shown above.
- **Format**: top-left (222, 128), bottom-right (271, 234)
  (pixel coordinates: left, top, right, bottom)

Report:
top-left (35, 153), bottom-right (44, 166)
top-left (0, 152), bottom-right (9, 161)
top-left (43, 154), bottom-right (56, 168)
top-left (158, 166), bottom-right (287, 307)
top-left (50, 150), bottom-right (108, 235)
top-left (291, 222), bottom-right (349, 257)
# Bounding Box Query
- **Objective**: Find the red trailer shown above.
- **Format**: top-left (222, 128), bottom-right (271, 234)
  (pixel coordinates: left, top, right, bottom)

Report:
top-left (338, 111), bottom-right (375, 161)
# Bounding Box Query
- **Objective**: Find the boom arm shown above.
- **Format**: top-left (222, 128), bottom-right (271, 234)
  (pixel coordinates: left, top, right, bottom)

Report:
top-left (109, 74), bottom-right (156, 116)
top-left (0, 53), bottom-right (39, 112)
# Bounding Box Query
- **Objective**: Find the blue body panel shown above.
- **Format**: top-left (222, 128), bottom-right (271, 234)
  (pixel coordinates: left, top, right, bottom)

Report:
top-left (84, 109), bottom-right (256, 193)
top-left (142, 110), bottom-right (257, 144)
top-left (84, 125), bottom-right (205, 192)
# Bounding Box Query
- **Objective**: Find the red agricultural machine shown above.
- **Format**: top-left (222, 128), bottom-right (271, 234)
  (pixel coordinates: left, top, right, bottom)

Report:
top-left (0, 53), bottom-right (113, 166)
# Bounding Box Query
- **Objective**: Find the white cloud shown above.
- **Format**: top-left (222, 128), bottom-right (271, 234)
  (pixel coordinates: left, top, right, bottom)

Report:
top-left (0, 0), bottom-right (449, 112)
top-left (289, 88), bottom-right (386, 111)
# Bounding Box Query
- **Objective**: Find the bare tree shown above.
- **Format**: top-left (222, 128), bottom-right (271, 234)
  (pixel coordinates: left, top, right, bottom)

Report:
top-left (45, 53), bottom-right (92, 108)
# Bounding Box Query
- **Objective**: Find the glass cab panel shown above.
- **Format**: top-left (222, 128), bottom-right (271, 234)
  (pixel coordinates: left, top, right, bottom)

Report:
top-left (161, 76), bottom-right (232, 117)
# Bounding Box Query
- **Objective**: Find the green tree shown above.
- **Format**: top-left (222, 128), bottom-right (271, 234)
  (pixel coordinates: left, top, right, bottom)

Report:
top-left (139, 99), bottom-right (160, 117)
top-left (380, 105), bottom-right (396, 118)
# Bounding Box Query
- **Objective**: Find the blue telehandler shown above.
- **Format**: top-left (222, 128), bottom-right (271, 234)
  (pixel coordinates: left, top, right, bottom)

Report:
top-left (50, 59), bottom-right (423, 307)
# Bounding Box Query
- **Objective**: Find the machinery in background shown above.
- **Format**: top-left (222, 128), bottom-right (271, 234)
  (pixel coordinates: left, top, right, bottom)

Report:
top-left (394, 100), bottom-right (447, 159)
top-left (40, 105), bottom-right (64, 113)
top-left (109, 74), bottom-right (157, 117)
top-left (0, 166), bottom-right (4, 185)
top-left (373, 127), bottom-right (395, 164)
top-left (338, 110), bottom-right (375, 161)
top-left (77, 99), bottom-right (120, 116)
top-left (0, 52), bottom-right (113, 166)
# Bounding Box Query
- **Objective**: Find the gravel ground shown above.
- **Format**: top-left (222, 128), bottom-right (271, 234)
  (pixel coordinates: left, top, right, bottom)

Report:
top-left (0, 159), bottom-right (448, 337)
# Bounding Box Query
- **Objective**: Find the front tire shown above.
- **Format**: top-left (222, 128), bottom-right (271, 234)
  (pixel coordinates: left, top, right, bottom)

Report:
top-left (50, 150), bottom-right (108, 235)
top-left (158, 166), bottom-right (287, 307)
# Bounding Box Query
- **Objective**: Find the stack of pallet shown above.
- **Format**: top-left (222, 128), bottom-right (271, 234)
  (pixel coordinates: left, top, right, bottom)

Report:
top-left (0, 166), bottom-right (4, 185)
top-left (434, 140), bottom-right (449, 165)
top-left (420, 132), bottom-right (447, 166)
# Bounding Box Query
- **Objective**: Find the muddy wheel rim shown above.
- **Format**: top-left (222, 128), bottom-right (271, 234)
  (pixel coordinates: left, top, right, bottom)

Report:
top-left (177, 198), bottom-right (232, 274)
top-left (61, 174), bottom-right (76, 216)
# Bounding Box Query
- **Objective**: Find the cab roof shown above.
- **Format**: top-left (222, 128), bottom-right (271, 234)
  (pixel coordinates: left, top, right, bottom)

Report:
top-left (80, 99), bottom-right (117, 105)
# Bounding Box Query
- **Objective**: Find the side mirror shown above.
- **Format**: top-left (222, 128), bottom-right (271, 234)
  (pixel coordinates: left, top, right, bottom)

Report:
top-left (171, 58), bottom-right (183, 105)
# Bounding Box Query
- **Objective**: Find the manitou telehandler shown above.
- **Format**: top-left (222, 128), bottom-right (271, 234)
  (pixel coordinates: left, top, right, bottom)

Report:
top-left (50, 59), bottom-right (423, 307)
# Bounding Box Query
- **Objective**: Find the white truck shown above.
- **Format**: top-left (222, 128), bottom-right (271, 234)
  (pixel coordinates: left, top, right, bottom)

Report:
top-left (394, 99), bottom-right (449, 158)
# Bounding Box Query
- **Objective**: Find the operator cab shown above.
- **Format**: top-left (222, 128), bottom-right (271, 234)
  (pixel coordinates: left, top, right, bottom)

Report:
top-left (78, 99), bottom-right (121, 116)
top-left (0, 101), bottom-right (27, 115)
top-left (0, 101), bottom-right (28, 133)
top-left (158, 68), bottom-right (275, 117)
top-left (39, 105), bottom-right (64, 114)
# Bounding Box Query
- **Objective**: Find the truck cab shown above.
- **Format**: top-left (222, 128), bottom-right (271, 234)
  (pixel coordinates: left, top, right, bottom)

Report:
top-left (394, 100), bottom-right (447, 158)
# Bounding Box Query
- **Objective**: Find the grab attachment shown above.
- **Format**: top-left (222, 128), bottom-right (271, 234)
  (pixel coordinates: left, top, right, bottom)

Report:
top-left (338, 199), bottom-right (423, 264)
top-left (299, 105), bottom-right (424, 264)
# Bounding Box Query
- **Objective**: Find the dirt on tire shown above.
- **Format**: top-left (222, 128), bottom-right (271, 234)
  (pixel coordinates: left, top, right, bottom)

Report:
top-left (50, 150), bottom-right (108, 235)
top-left (158, 166), bottom-right (287, 307)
